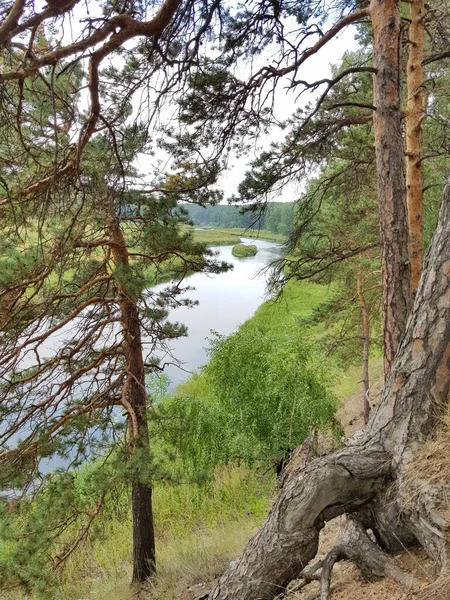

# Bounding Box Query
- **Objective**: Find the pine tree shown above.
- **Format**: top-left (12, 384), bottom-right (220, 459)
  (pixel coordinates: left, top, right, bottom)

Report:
top-left (0, 88), bottom-right (227, 590)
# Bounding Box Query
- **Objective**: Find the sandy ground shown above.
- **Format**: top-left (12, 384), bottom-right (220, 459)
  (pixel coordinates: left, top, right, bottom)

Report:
top-left (280, 517), bottom-right (433, 600)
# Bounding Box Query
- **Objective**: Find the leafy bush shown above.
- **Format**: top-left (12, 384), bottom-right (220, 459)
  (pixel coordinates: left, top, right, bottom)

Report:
top-left (161, 319), bottom-right (339, 474)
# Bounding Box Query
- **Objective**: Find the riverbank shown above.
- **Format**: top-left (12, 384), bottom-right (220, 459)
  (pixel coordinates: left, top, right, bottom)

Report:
top-left (151, 237), bottom-right (281, 389)
top-left (191, 227), bottom-right (286, 245)
top-left (144, 227), bottom-right (284, 285)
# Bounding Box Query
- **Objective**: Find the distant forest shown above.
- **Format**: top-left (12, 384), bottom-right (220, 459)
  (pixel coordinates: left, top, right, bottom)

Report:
top-left (183, 202), bottom-right (295, 235)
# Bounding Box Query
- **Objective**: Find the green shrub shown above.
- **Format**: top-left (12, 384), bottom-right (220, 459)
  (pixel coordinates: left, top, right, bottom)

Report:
top-left (161, 318), bottom-right (340, 475)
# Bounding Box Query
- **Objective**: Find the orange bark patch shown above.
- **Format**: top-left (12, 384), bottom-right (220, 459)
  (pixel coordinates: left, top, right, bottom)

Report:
top-left (393, 374), bottom-right (406, 394)
top-left (412, 338), bottom-right (424, 360)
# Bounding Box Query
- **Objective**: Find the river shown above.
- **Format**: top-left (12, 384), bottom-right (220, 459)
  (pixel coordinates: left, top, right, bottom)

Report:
top-left (0, 237), bottom-right (280, 485)
top-left (155, 237), bottom-right (280, 389)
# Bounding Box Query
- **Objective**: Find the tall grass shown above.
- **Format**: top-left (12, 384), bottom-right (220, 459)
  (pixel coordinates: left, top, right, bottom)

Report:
top-left (38, 465), bottom-right (273, 600)
top-left (249, 279), bottom-right (334, 333)
top-left (231, 228), bottom-right (286, 243)
top-left (191, 228), bottom-right (241, 245)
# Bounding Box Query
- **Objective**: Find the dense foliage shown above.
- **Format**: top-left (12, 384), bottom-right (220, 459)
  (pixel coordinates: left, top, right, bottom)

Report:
top-left (184, 203), bottom-right (295, 235)
top-left (157, 282), bottom-right (339, 477)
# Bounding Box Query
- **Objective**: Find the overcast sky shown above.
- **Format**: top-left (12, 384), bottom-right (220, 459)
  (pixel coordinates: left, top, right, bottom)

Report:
top-left (58, 2), bottom-right (360, 204)
top-left (219, 26), bottom-right (359, 203)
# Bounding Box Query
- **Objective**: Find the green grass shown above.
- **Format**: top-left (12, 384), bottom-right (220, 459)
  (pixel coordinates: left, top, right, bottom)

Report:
top-left (231, 243), bottom-right (258, 257)
top-left (333, 355), bottom-right (384, 399)
top-left (248, 280), bottom-right (385, 399)
top-left (38, 465), bottom-right (273, 600)
top-left (231, 228), bottom-right (286, 243)
top-left (190, 227), bottom-right (286, 245)
top-left (251, 279), bottom-right (334, 332)
top-left (191, 228), bottom-right (242, 245)
top-left (0, 466), bottom-right (272, 600)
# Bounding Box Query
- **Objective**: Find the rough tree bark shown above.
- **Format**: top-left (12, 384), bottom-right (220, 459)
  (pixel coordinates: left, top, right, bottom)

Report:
top-left (371, 0), bottom-right (411, 378)
top-left (207, 181), bottom-right (450, 599)
top-left (406, 0), bottom-right (426, 302)
top-left (356, 277), bottom-right (371, 425)
top-left (318, 515), bottom-right (417, 599)
top-left (108, 206), bottom-right (156, 584)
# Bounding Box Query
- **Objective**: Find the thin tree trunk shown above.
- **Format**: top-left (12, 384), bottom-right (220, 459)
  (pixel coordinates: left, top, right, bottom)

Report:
top-left (131, 466), bottom-right (156, 583)
top-left (370, 0), bottom-right (411, 378)
top-left (356, 277), bottom-right (370, 425)
top-left (207, 182), bottom-right (450, 600)
top-left (108, 208), bottom-right (156, 584)
top-left (406, 0), bottom-right (425, 302)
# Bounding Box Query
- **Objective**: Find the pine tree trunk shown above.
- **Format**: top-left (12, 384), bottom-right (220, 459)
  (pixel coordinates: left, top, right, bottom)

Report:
top-left (406, 0), bottom-right (425, 302)
top-left (207, 182), bottom-right (450, 599)
top-left (370, 0), bottom-right (411, 378)
top-left (356, 278), bottom-right (370, 425)
top-left (108, 210), bottom-right (156, 584)
top-left (131, 479), bottom-right (156, 583)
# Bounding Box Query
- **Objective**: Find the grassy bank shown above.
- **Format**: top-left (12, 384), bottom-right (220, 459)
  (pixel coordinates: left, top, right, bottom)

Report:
top-left (191, 228), bottom-right (241, 245)
top-left (233, 228), bottom-right (286, 243)
top-left (191, 227), bottom-right (286, 245)
top-left (144, 227), bottom-right (278, 284)
top-left (252, 279), bottom-right (333, 330)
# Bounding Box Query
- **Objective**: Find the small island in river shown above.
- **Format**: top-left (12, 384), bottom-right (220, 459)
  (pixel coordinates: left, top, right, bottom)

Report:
top-left (232, 243), bottom-right (258, 258)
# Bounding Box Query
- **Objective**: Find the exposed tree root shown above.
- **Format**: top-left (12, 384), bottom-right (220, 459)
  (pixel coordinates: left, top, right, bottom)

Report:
top-left (318, 516), bottom-right (416, 600)
top-left (207, 185), bottom-right (450, 599)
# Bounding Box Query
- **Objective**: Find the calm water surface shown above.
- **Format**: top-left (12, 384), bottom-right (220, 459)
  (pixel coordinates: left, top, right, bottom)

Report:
top-left (1, 238), bottom-right (280, 484)
top-left (155, 238), bottom-right (280, 388)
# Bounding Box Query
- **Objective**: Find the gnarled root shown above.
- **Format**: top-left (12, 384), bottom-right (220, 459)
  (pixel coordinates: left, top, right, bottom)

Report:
top-left (319, 516), bottom-right (417, 600)
top-left (209, 446), bottom-right (391, 600)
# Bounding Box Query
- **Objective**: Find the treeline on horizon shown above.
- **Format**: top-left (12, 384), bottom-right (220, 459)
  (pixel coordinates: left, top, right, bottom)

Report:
top-left (183, 202), bottom-right (295, 235)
